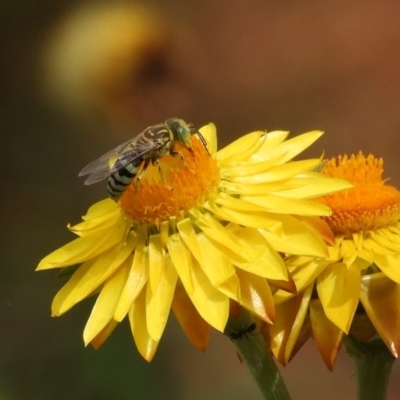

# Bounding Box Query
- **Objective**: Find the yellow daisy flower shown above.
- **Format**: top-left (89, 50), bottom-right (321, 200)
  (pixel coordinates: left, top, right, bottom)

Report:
top-left (37, 123), bottom-right (350, 361)
top-left (270, 152), bottom-right (400, 370)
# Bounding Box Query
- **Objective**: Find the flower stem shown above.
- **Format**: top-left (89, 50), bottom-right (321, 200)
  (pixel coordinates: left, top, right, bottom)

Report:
top-left (225, 310), bottom-right (291, 400)
top-left (343, 336), bottom-right (395, 400)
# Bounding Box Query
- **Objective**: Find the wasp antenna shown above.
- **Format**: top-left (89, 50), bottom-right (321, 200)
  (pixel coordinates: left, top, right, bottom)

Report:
top-left (195, 130), bottom-right (210, 155)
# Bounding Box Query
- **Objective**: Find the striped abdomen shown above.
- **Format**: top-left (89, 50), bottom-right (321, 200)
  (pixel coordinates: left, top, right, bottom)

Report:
top-left (107, 124), bottom-right (174, 199)
top-left (107, 161), bottom-right (142, 199)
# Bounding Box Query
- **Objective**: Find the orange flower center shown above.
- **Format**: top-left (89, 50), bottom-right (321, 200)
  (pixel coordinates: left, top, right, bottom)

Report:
top-left (317, 152), bottom-right (400, 235)
top-left (119, 137), bottom-right (219, 225)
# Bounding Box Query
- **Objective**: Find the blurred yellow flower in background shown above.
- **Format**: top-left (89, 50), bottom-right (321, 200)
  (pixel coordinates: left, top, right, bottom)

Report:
top-left (41, 3), bottom-right (166, 120)
top-left (37, 123), bottom-right (350, 361)
top-left (270, 152), bottom-right (400, 370)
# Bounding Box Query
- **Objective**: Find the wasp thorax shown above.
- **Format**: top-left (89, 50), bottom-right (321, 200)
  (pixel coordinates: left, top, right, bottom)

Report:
top-left (119, 137), bottom-right (219, 225)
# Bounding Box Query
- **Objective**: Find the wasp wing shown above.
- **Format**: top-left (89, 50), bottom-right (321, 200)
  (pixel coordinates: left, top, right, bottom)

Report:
top-left (79, 138), bottom-right (162, 185)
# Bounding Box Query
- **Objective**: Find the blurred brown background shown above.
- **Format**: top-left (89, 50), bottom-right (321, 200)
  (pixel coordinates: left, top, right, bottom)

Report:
top-left (1, 1), bottom-right (400, 399)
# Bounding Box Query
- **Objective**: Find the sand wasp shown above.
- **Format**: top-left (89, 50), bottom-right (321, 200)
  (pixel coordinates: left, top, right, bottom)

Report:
top-left (79, 118), bottom-right (208, 199)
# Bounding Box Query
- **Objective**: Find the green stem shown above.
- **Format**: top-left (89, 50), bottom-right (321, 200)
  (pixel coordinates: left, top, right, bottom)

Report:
top-left (225, 310), bottom-right (291, 400)
top-left (343, 336), bottom-right (395, 400)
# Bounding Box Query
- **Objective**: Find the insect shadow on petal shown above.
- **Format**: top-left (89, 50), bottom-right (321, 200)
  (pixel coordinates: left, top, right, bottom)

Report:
top-left (78, 118), bottom-right (209, 200)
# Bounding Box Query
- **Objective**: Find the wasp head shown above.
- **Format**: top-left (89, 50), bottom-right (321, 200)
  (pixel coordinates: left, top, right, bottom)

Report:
top-left (165, 118), bottom-right (192, 150)
top-left (166, 117), bottom-right (209, 155)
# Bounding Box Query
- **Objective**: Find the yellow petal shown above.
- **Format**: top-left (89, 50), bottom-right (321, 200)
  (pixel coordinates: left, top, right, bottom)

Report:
top-left (168, 233), bottom-right (229, 332)
top-left (269, 298), bottom-right (294, 363)
top-left (270, 175), bottom-right (352, 199)
top-left (278, 256), bottom-right (329, 299)
top-left (207, 200), bottom-right (279, 231)
top-left (282, 284), bottom-right (313, 363)
top-left (172, 280), bottom-right (210, 352)
top-left (146, 255), bottom-right (178, 341)
top-left (374, 253), bottom-right (400, 284)
top-left (129, 288), bottom-right (159, 362)
top-left (213, 192), bottom-right (330, 238)
top-left (260, 215), bottom-right (329, 258)
top-left (114, 236), bottom-right (148, 322)
top-left (310, 299), bottom-right (344, 370)
top-left (217, 179), bottom-right (294, 196)
top-left (220, 153), bottom-right (285, 178)
top-left (363, 237), bottom-right (393, 256)
top-left (215, 192), bottom-right (270, 212)
top-left (353, 231), bottom-right (365, 250)
top-left (236, 269), bottom-right (274, 323)
top-left (369, 229), bottom-right (400, 252)
top-left (51, 259), bottom-right (93, 315)
top-left (199, 123), bottom-right (217, 154)
top-left (187, 259), bottom-right (229, 332)
top-left (257, 130), bottom-right (290, 149)
top-left (360, 272), bottom-right (400, 357)
top-left (256, 130), bottom-right (323, 163)
top-left (242, 193), bottom-right (332, 216)
top-left (289, 316), bottom-right (312, 362)
top-left (348, 256), bottom-right (372, 272)
top-left (69, 208), bottom-right (121, 236)
top-left (298, 216), bottom-right (335, 246)
top-left (216, 131), bottom-right (265, 164)
top-left (267, 274), bottom-right (297, 294)
top-left (225, 225), bottom-right (288, 280)
top-left (218, 173), bottom-right (349, 198)
top-left (270, 284), bottom-right (313, 364)
top-left (52, 233), bottom-right (136, 315)
top-left (38, 216), bottom-right (129, 269)
top-left (148, 234), bottom-right (166, 293)
top-left (83, 198), bottom-right (118, 218)
top-left (341, 239), bottom-right (358, 264)
top-left (196, 233), bottom-right (240, 301)
top-left (193, 212), bottom-right (259, 262)
top-left (83, 262), bottom-right (130, 345)
top-left (177, 218), bottom-right (204, 264)
top-left (317, 262), bottom-right (360, 333)
top-left (167, 233), bottom-right (194, 294)
top-left (89, 320), bottom-right (119, 350)
top-left (231, 159), bottom-right (321, 184)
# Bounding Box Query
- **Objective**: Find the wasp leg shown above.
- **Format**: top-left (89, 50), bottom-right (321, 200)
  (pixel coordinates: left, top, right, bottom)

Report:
top-left (170, 150), bottom-right (195, 175)
top-left (153, 159), bottom-right (165, 182)
top-left (170, 150), bottom-right (185, 161)
top-left (133, 159), bottom-right (150, 190)
top-left (153, 159), bottom-right (176, 191)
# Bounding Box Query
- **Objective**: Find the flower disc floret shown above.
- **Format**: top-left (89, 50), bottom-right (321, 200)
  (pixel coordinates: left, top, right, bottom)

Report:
top-left (317, 152), bottom-right (400, 234)
top-left (119, 137), bottom-right (220, 225)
